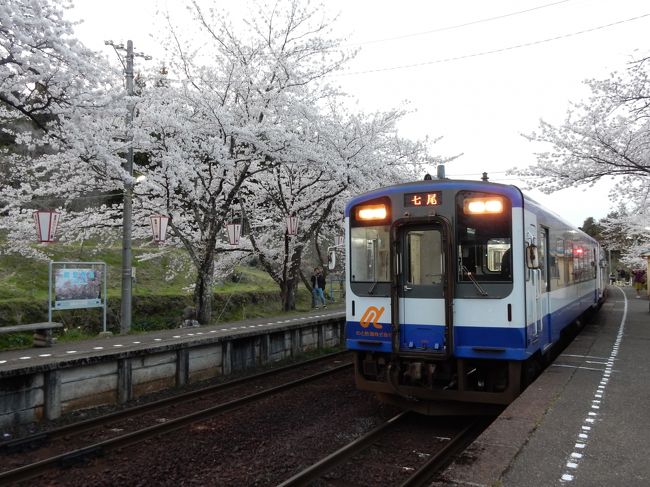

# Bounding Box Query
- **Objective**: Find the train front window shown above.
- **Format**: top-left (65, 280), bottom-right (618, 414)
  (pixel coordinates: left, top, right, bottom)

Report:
top-left (406, 229), bottom-right (443, 285)
top-left (457, 192), bottom-right (512, 283)
top-left (350, 226), bottom-right (390, 284)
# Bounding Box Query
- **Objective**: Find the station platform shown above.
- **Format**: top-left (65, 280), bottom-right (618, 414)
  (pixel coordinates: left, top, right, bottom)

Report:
top-left (438, 285), bottom-right (650, 486)
top-left (0, 305), bottom-right (345, 374)
top-left (2, 288), bottom-right (648, 486)
top-left (0, 305), bottom-right (345, 429)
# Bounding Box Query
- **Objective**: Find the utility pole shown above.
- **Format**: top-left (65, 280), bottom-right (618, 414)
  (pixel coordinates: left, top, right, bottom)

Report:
top-left (105, 40), bottom-right (150, 334)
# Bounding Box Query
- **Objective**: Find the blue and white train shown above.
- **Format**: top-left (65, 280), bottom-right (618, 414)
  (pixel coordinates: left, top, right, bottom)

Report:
top-left (343, 174), bottom-right (606, 414)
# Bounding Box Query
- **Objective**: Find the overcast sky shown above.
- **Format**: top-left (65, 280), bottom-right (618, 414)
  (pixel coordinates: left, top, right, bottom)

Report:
top-left (69, 0), bottom-right (649, 227)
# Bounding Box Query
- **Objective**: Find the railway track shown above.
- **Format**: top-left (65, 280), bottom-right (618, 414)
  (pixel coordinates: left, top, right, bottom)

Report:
top-left (0, 351), bottom-right (352, 485)
top-left (278, 411), bottom-right (490, 487)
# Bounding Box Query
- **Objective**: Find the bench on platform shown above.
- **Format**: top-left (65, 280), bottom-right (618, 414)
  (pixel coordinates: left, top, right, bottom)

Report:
top-left (0, 322), bottom-right (63, 347)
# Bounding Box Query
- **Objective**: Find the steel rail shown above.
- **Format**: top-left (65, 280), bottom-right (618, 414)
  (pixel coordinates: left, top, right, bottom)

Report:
top-left (277, 411), bottom-right (411, 487)
top-left (278, 414), bottom-right (487, 487)
top-left (0, 362), bottom-right (352, 485)
top-left (399, 419), bottom-right (486, 487)
top-left (1, 350), bottom-right (350, 454)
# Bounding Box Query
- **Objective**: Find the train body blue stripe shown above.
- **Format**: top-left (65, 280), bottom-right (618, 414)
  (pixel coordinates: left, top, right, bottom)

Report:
top-left (345, 296), bottom-right (595, 360)
top-left (454, 327), bottom-right (527, 360)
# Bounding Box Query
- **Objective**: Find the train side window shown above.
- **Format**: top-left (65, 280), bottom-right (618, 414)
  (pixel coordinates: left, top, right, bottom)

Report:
top-left (565, 242), bottom-right (574, 284)
top-left (539, 227), bottom-right (549, 292)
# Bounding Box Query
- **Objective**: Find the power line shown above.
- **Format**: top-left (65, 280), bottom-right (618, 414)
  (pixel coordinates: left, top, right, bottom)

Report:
top-left (339, 12), bottom-right (650, 77)
top-left (346, 0), bottom-right (572, 47)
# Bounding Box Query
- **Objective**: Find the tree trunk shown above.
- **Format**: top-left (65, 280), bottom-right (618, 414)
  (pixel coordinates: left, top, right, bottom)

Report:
top-left (280, 278), bottom-right (297, 311)
top-left (281, 244), bottom-right (307, 311)
top-left (194, 257), bottom-right (215, 325)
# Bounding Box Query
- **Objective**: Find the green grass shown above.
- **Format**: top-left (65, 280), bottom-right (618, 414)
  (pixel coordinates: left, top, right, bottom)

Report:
top-left (0, 239), bottom-right (197, 300)
top-left (0, 238), bottom-right (331, 350)
top-left (0, 253), bottom-right (50, 301)
top-left (0, 238), bottom-right (316, 300)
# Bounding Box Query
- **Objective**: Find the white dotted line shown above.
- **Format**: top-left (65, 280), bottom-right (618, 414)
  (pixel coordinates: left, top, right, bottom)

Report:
top-left (560, 287), bottom-right (627, 483)
top-left (0, 311), bottom-right (342, 365)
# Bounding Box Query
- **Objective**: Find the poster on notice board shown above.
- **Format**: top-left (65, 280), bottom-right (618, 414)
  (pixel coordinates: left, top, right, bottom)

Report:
top-left (54, 268), bottom-right (103, 310)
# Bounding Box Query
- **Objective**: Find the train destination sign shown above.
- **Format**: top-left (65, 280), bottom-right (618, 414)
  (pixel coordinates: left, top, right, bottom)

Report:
top-left (404, 191), bottom-right (442, 207)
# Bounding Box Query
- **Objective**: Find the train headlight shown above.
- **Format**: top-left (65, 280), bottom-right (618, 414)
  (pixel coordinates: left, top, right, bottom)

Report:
top-left (464, 197), bottom-right (505, 215)
top-left (356, 204), bottom-right (388, 221)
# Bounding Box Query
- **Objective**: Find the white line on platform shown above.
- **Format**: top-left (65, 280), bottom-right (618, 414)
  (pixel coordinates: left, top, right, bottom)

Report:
top-left (562, 354), bottom-right (611, 361)
top-left (559, 286), bottom-right (628, 484)
top-left (551, 364), bottom-right (607, 372)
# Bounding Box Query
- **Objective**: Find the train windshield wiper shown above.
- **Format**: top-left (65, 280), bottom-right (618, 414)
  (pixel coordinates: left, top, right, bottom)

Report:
top-left (462, 265), bottom-right (488, 296)
top-left (368, 280), bottom-right (378, 295)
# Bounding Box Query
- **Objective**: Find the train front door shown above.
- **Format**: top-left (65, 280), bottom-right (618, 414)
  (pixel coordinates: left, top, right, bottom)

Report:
top-left (394, 221), bottom-right (452, 356)
top-left (525, 224), bottom-right (544, 342)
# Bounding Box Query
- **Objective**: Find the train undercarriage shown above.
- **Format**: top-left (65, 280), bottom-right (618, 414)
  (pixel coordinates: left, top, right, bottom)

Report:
top-left (354, 351), bottom-right (530, 415)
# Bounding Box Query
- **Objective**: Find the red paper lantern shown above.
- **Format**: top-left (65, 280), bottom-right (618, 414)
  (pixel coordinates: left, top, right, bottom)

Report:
top-left (150, 214), bottom-right (170, 243)
top-left (286, 215), bottom-right (299, 236)
top-left (33, 210), bottom-right (60, 243)
top-left (226, 222), bottom-right (242, 246)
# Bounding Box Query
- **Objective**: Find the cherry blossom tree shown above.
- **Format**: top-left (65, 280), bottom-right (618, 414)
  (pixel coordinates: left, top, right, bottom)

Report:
top-left (0, 0), bottom-right (109, 134)
top-left (124, 0), bottom-right (358, 323)
top-left (1, 0), bottom-right (122, 259)
top-left (242, 103), bottom-right (431, 310)
top-left (0, 0), bottom-right (444, 325)
top-left (519, 54), bottom-right (650, 261)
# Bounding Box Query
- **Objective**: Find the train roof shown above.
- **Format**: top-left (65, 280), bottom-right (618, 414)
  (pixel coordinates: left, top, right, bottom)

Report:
top-left (345, 178), bottom-right (598, 244)
top-left (345, 178), bottom-right (524, 216)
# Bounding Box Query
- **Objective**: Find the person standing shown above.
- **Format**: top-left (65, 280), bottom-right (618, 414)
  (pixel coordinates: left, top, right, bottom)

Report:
top-left (311, 267), bottom-right (327, 309)
top-left (632, 267), bottom-right (646, 298)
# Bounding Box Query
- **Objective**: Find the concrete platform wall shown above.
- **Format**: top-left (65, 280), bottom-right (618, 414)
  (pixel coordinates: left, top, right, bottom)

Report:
top-left (0, 318), bottom-right (344, 429)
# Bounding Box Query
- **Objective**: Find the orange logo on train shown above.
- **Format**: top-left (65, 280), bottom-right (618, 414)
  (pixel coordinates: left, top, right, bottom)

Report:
top-left (359, 306), bottom-right (385, 330)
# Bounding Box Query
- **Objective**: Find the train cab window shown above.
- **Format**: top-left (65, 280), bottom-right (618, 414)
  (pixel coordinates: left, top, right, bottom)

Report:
top-left (458, 235), bottom-right (511, 281)
top-left (456, 191), bottom-right (513, 297)
top-left (350, 225), bottom-right (390, 294)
